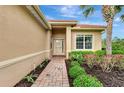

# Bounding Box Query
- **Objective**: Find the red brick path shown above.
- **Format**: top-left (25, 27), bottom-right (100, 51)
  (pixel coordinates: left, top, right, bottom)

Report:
top-left (32, 57), bottom-right (69, 87)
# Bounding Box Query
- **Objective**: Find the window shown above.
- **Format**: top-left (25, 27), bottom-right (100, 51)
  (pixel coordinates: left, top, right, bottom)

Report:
top-left (85, 35), bottom-right (92, 49)
top-left (76, 35), bottom-right (84, 49)
top-left (76, 34), bottom-right (93, 49)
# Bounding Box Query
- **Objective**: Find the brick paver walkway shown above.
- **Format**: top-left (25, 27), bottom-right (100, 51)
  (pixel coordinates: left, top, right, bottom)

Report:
top-left (32, 57), bottom-right (69, 87)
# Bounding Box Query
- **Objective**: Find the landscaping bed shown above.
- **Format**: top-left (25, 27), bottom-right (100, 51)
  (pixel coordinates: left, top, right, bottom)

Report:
top-left (14, 59), bottom-right (50, 87)
top-left (82, 64), bottom-right (124, 87)
top-left (66, 50), bottom-right (124, 87)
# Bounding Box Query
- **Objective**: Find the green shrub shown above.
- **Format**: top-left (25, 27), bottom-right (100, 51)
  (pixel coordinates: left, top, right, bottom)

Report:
top-left (69, 51), bottom-right (84, 62)
top-left (82, 51), bottom-right (94, 55)
top-left (69, 51), bottom-right (94, 63)
top-left (112, 39), bottom-right (124, 51)
top-left (112, 50), bottom-right (124, 54)
top-left (70, 61), bottom-right (80, 67)
top-left (73, 74), bottom-right (103, 87)
top-left (95, 50), bottom-right (106, 56)
top-left (69, 65), bottom-right (86, 78)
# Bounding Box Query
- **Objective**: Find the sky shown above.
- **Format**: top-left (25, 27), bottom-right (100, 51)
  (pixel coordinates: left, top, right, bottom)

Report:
top-left (40, 5), bottom-right (124, 39)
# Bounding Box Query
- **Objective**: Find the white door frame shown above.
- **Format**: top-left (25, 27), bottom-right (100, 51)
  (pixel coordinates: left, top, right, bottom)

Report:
top-left (53, 38), bottom-right (65, 55)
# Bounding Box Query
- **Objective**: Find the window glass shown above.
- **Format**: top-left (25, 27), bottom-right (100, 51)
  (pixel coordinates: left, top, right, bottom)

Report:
top-left (76, 35), bottom-right (84, 49)
top-left (85, 35), bottom-right (92, 49)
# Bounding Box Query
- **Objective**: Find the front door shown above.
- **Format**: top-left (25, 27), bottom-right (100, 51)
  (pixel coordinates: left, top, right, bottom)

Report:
top-left (53, 39), bottom-right (64, 55)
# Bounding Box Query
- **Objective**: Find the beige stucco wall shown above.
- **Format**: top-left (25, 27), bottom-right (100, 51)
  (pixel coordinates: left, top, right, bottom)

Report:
top-left (71, 30), bottom-right (102, 51)
top-left (0, 6), bottom-right (51, 86)
top-left (66, 26), bottom-right (71, 58)
top-left (52, 28), bottom-right (66, 39)
top-left (0, 52), bottom-right (49, 87)
top-left (0, 6), bottom-right (51, 61)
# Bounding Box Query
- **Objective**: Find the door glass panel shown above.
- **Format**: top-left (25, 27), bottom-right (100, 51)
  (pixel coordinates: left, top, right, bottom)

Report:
top-left (53, 39), bottom-right (64, 55)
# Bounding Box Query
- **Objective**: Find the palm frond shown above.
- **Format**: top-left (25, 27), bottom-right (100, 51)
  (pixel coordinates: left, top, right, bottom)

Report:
top-left (80, 5), bottom-right (94, 18)
top-left (120, 14), bottom-right (124, 22)
top-left (80, 5), bottom-right (89, 9)
top-left (83, 7), bottom-right (94, 18)
top-left (114, 5), bottom-right (124, 14)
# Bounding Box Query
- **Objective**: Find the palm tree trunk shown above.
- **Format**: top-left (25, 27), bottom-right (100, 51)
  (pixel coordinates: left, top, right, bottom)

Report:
top-left (102, 5), bottom-right (115, 55)
top-left (106, 19), bottom-right (113, 55)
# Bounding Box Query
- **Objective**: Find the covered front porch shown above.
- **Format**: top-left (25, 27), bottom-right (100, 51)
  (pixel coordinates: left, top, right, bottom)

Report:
top-left (49, 20), bottom-right (77, 58)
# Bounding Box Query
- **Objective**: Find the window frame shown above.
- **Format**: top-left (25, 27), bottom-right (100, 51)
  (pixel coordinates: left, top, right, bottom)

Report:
top-left (75, 34), bottom-right (93, 50)
top-left (76, 34), bottom-right (84, 49)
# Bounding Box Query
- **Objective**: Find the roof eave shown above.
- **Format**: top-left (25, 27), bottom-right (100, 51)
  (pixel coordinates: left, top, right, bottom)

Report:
top-left (49, 22), bottom-right (78, 26)
top-left (71, 27), bottom-right (106, 31)
top-left (25, 5), bottom-right (51, 30)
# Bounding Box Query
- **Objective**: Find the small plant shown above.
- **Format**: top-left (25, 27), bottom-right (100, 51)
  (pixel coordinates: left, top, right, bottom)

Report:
top-left (95, 50), bottom-right (106, 56)
top-left (69, 65), bottom-right (86, 79)
top-left (39, 63), bottom-right (45, 68)
top-left (39, 58), bottom-right (49, 68)
top-left (44, 58), bottom-right (49, 63)
top-left (99, 55), bottom-right (112, 72)
top-left (23, 74), bottom-right (37, 83)
top-left (70, 61), bottom-right (80, 67)
top-left (73, 74), bottom-right (103, 87)
top-left (84, 54), bottom-right (97, 68)
top-left (112, 54), bottom-right (124, 70)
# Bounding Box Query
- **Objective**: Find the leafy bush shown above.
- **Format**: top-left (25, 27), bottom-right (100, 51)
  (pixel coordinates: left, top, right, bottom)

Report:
top-left (112, 50), bottom-right (124, 54)
top-left (69, 65), bottom-right (86, 78)
top-left (69, 51), bottom-right (94, 64)
top-left (95, 50), bottom-right (106, 56)
top-left (69, 51), bottom-right (84, 63)
top-left (112, 38), bottom-right (124, 51)
top-left (73, 74), bottom-right (103, 87)
top-left (70, 61), bottom-right (80, 67)
top-left (82, 51), bottom-right (94, 55)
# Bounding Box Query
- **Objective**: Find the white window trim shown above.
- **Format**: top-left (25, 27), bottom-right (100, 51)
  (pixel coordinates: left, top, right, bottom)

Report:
top-left (75, 33), bottom-right (94, 51)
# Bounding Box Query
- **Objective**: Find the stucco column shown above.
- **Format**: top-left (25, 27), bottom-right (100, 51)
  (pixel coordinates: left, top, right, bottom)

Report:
top-left (46, 30), bottom-right (52, 59)
top-left (66, 26), bottom-right (71, 59)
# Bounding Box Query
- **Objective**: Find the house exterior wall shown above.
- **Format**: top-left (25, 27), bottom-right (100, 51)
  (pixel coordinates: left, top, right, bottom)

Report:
top-left (51, 28), bottom-right (102, 58)
top-left (0, 6), bottom-right (51, 86)
top-left (71, 30), bottom-right (102, 51)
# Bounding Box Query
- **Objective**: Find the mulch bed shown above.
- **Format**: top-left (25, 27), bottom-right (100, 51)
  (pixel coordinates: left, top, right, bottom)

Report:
top-left (82, 64), bottom-right (124, 87)
top-left (65, 59), bottom-right (124, 87)
top-left (14, 60), bottom-right (50, 87)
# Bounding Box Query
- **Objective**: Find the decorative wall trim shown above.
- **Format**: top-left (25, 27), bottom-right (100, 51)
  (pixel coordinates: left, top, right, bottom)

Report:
top-left (0, 50), bottom-right (50, 69)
